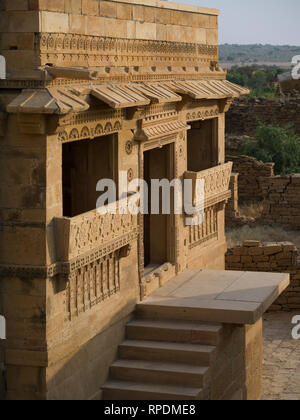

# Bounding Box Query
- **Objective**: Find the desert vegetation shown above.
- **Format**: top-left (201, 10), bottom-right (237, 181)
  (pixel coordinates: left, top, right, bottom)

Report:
top-left (226, 65), bottom-right (285, 99)
top-left (239, 124), bottom-right (300, 175)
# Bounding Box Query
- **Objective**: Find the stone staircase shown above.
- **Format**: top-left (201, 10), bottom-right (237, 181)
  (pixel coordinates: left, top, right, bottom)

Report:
top-left (102, 311), bottom-right (224, 400)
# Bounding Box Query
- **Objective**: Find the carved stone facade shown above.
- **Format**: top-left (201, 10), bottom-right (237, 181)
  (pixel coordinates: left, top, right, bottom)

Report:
top-left (0, 0), bottom-right (253, 401)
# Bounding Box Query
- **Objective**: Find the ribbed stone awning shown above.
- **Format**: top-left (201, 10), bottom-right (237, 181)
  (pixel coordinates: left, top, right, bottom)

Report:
top-left (134, 120), bottom-right (189, 141)
top-left (165, 79), bottom-right (249, 99)
top-left (7, 80), bottom-right (249, 115)
top-left (6, 87), bottom-right (90, 114)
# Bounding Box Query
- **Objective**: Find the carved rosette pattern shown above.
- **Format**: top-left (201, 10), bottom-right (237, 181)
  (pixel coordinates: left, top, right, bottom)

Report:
top-left (38, 33), bottom-right (218, 68)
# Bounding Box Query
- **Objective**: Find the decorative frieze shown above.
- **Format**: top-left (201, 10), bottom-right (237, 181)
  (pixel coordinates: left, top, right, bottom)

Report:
top-left (55, 197), bottom-right (139, 262)
top-left (185, 105), bottom-right (219, 122)
top-left (57, 108), bottom-right (124, 141)
top-left (38, 33), bottom-right (218, 69)
top-left (57, 120), bottom-right (122, 142)
top-left (185, 162), bottom-right (233, 208)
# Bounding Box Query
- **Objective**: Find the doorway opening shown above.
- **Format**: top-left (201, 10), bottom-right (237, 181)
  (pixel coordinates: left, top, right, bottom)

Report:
top-left (143, 143), bottom-right (175, 271)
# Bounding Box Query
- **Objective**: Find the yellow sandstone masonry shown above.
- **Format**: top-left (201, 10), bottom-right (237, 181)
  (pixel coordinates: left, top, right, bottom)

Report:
top-left (0, 0), bottom-right (281, 401)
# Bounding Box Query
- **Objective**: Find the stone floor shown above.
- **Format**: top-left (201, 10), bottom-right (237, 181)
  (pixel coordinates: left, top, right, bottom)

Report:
top-left (262, 312), bottom-right (300, 400)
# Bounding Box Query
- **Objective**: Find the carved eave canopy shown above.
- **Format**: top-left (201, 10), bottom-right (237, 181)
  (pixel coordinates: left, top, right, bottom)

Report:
top-left (134, 120), bottom-right (190, 142)
top-left (6, 78), bottom-right (249, 116)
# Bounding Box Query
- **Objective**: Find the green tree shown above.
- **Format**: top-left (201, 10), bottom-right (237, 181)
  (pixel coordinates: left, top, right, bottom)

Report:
top-left (239, 124), bottom-right (300, 175)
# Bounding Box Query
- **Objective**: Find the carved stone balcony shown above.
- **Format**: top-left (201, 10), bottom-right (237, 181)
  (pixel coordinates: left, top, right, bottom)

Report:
top-left (184, 162), bottom-right (233, 210)
top-left (54, 196), bottom-right (139, 269)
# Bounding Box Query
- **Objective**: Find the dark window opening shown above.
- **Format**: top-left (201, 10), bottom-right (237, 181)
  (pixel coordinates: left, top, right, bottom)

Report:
top-left (187, 119), bottom-right (218, 172)
top-left (62, 134), bottom-right (118, 218)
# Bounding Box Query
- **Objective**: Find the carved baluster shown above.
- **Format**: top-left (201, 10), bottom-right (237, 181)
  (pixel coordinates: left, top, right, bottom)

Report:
top-left (115, 253), bottom-right (120, 292)
top-left (102, 257), bottom-right (109, 299)
top-left (108, 254), bottom-right (114, 296)
top-left (65, 276), bottom-right (71, 321)
top-left (78, 268), bottom-right (84, 315)
top-left (83, 266), bottom-right (88, 312)
top-left (90, 262), bottom-right (96, 308)
top-left (95, 260), bottom-right (101, 304)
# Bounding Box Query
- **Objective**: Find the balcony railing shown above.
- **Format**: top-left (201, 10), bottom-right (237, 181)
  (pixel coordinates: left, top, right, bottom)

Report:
top-left (184, 162), bottom-right (233, 209)
top-left (54, 194), bottom-right (139, 263)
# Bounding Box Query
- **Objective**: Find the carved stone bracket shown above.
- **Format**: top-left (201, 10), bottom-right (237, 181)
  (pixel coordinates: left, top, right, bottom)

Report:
top-left (219, 98), bottom-right (234, 113)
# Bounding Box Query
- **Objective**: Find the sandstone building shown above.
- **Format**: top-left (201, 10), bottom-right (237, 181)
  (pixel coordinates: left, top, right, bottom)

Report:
top-left (0, 0), bottom-right (289, 400)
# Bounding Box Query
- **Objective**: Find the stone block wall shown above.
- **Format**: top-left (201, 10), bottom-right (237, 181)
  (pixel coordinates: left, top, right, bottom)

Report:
top-left (261, 175), bottom-right (300, 229)
top-left (226, 97), bottom-right (300, 137)
top-left (226, 154), bottom-right (274, 202)
top-left (0, 0), bottom-right (219, 72)
top-left (209, 320), bottom-right (263, 400)
top-left (226, 241), bottom-right (300, 312)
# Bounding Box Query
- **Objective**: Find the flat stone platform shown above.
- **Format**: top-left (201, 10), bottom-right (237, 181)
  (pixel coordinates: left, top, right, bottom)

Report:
top-left (138, 270), bottom-right (290, 325)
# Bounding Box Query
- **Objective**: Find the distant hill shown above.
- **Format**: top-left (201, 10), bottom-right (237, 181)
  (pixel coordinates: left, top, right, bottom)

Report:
top-left (219, 44), bottom-right (300, 68)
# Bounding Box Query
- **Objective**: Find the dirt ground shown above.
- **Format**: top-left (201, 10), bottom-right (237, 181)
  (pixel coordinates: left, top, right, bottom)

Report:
top-left (262, 312), bottom-right (300, 400)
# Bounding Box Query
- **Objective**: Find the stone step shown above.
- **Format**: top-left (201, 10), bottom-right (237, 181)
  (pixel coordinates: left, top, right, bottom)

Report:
top-left (136, 302), bottom-right (213, 322)
top-left (127, 319), bottom-right (223, 346)
top-left (119, 340), bottom-right (216, 366)
top-left (102, 380), bottom-right (204, 400)
top-left (110, 359), bottom-right (210, 387)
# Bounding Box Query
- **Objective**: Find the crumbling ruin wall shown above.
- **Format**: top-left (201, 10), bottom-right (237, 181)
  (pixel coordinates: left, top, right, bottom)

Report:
top-left (261, 175), bottom-right (300, 229)
top-left (227, 154), bottom-right (274, 202)
top-left (226, 97), bottom-right (300, 137)
top-left (226, 241), bottom-right (300, 312)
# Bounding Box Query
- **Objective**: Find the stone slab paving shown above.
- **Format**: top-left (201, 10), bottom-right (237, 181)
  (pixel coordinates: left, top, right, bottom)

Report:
top-left (142, 269), bottom-right (289, 324)
top-left (262, 312), bottom-right (300, 400)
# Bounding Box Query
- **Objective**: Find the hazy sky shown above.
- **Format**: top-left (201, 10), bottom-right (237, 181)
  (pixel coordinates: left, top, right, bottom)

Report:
top-left (174, 0), bottom-right (300, 45)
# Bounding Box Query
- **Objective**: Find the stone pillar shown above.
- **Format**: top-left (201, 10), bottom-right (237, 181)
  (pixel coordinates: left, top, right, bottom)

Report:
top-left (0, 113), bottom-right (49, 400)
top-left (226, 173), bottom-right (240, 221)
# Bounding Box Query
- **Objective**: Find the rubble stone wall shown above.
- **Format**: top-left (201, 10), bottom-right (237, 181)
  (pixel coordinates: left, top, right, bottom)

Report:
top-left (226, 97), bottom-right (300, 137)
top-left (261, 175), bottom-right (300, 229)
top-left (227, 154), bottom-right (274, 202)
top-left (226, 241), bottom-right (300, 312)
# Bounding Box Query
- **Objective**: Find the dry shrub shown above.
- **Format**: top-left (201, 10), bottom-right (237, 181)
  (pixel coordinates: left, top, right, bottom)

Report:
top-left (227, 224), bottom-right (300, 249)
top-left (238, 201), bottom-right (264, 219)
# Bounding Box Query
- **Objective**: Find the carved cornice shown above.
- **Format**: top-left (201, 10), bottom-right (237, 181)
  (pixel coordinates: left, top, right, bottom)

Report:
top-left (61, 231), bottom-right (139, 275)
top-left (0, 232), bottom-right (138, 279)
top-left (0, 71), bottom-right (226, 89)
